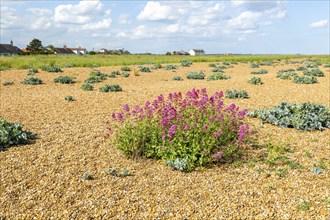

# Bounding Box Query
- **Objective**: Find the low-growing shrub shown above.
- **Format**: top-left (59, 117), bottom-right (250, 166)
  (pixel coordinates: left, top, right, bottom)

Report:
top-left (250, 63), bottom-right (259, 68)
top-left (151, 64), bottom-right (162, 70)
top-left (65, 96), bottom-right (76, 101)
top-left (41, 65), bottom-right (62, 72)
top-left (172, 76), bottom-right (183, 81)
top-left (303, 69), bottom-right (324, 77)
top-left (304, 62), bottom-right (320, 68)
top-left (121, 72), bottom-right (130, 78)
top-left (106, 88), bottom-right (250, 172)
top-left (248, 77), bottom-right (263, 85)
top-left (99, 84), bottom-right (122, 92)
top-left (0, 118), bottom-right (36, 150)
top-left (54, 76), bottom-right (75, 84)
top-left (207, 73), bottom-right (230, 81)
top-left (293, 76), bottom-right (318, 84)
top-left (2, 81), bottom-right (14, 86)
top-left (139, 66), bottom-right (151, 72)
top-left (121, 66), bottom-right (131, 71)
top-left (249, 102), bottom-right (330, 130)
top-left (211, 67), bottom-right (224, 73)
top-left (90, 71), bottom-right (108, 79)
top-left (85, 76), bottom-right (103, 84)
top-left (250, 69), bottom-right (268, 74)
top-left (297, 66), bottom-right (307, 71)
top-left (21, 77), bottom-right (43, 85)
top-left (225, 90), bottom-right (249, 99)
top-left (81, 83), bottom-right (94, 91)
top-left (276, 70), bottom-right (298, 80)
top-left (180, 60), bottom-right (192, 67)
top-left (164, 65), bottom-right (177, 70)
top-left (111, 70), bottom-right (120, 75)
top-left (208, 63), bottom-right (217, 67)
top-left (27, 68), bottom-right (38, 75)
top-left (186, 71), bottom-right (205, 80)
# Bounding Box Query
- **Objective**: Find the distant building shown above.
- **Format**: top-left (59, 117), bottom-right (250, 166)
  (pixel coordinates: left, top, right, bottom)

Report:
top-left (67, 46), bottom-right (87, 55)
top-left (53, 47), bottom-right (76, 55)
top-left (0, 40), bottom-right (22, 56)
top-left (189, 49), bottom-right (205, 56)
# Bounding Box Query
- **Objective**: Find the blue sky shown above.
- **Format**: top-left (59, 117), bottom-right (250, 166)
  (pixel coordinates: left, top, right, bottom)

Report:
top-left (1, 0), bottom-right (329, 54)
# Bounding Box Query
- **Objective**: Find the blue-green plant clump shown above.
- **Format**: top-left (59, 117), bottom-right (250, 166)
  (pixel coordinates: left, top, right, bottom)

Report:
top-left (249, 102), bottom-right (330, 131)
top-left (225, 90), bottom-right (249, 99)
top-left (99, 84), bottom-right (122, 92)
top-left (186, 71), bottom-right (205, 80)
top-left (0, 118), bottom-right (36, 150)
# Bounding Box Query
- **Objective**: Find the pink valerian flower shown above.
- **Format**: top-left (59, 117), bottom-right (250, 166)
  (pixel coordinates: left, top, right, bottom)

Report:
top-left (210, 115), bottom-right (216, 122)
top-left (123, 104), bottom-right (130, 112)
top-left (158, 94), bottom-right (164, 102)
top-left (214, 129), bottom-right (223, 137)
top-left (216, 101), bottom-right (224, 111)
top-left (116, 112), bottom-right (124, 122)
top-left (238, 124), bottom-right (250, 141)
top-left (238, 109), bottom-right (249, 120)
top-left (144, 101), bottom-right (151, 108)
top-left (183, 124), bottom-right (190, 130)
top-left (168, 125), bottom-right (177, 138)
top-left (202, 149), bottom-right (208, 155)
top-left (213, 152), bottom-right (223, 159)
top-left (202, 125), bottom-right (208, 131)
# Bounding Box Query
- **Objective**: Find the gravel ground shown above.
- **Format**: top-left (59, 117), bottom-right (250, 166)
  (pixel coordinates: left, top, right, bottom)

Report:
top-left (0, 61), bottom-right (329, 219)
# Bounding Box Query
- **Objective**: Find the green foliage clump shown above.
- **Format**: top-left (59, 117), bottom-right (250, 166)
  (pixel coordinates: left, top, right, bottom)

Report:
top-left (107, 88), bottom-right (250, 172)
top-left (54, 76), bottom-right (75, 84)
top-left (250, 69), bottom-right (268, 74)
top-left (211, 67), bottom-right (224, 73)
top-left (276, 70), bottom-right (298, 80)
top-left (105, 168), bottom-right (130, 177)
top-left (250, 63), bottom-right (259, 68)
top-left (293, 76), bottom-right (318, 84)
top-left (21, 77), bottom-right (43, 85)
top-left (81, 83), bottom-right (94, 91)
top-left (3, 81), bottom-right (14, 86)
top-left (304, 62), bottom-right (320, 68)
top-left (186, 71), bottom-right (205, 80)
top-left (89, 70), bottom-right (108, 79)
top-left (297, 66), bottom-right (307, 71)
top-left (41, 65), bottom-right (62, 72)
top-left (99, 84), bottom-right (122, 92)
top-left (323, 63), bottom-right (330, 67)
top-left (180, 60), bottom-right (193, 67)
top-left (121, 72), bottom-right (130, 78)
top-left (85, 76), bottom-right (103, 84)
top-left (0, 118), bottom-right (36, 150)
top-left (111, 70), bottom-right (120, 75)
top-left (248, 77), bottom-right (263, 85)
top-left (164, 65), bottom-right (177, 70)
top-left (65, 96), bottom-right (76, 101)
top-left (151, 64), bottom-right (162, 70)
top-left (27, 68), bottom-right (38, 75)
top-left (249, 102), bottom-right (330, 130)
top-left (121, 66), bottom-right (131, 71)
top-left (225, 90), bottom-right (249, 99)
top-left (260, 61), bottom-right (273, 66)
top-left (207, 73), bottom-right (230, 81)
top-left (303, 69), bottom-right (324, 77)
top-left (208, 63), bottom-right (217, 67)
top-left (172, 76), bottom-right (183, 81)
top-left (139, 66), bottom-right (151, 72)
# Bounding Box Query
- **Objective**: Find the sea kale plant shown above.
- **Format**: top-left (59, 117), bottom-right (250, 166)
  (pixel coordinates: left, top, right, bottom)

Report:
top-left (164, 65), bottom-right (177, 70)
top-left (293, 76), bottom-right (318, 84)
top-left (186, 71), bottom-right (205, 80)
top-left (303, 69), bottom-right (324, 77)
top-left (99, 84), bottom-right (122, 92)
top-left (248, 77), bottom-right (263, 85)
top-left (21, 77), bottom-right (43, 85)
top-left (225, 90), bottom-right (249, 99)
top-left (106, 88), bottom-right (250, 172)
top-left (172, 76), bottom-right (183, 81)
top-left (277, 70), bottom-right (298, 80)
top-left (54, 76), bottom-right (76, 84)
top-left (0, 118), bottom-right (36, 150)
top-left (41, 65), bottom-right (62, 72)
top-left (207, 73), bottom-right (231, 81)
top-left (81, 83), bottom-right (94, 91)
top-left (249, 102), bottom-right (330, 131)
top-left (250, 69), bottom-right (268, 74)
top-left (180, 60), bottom-right (193, 67)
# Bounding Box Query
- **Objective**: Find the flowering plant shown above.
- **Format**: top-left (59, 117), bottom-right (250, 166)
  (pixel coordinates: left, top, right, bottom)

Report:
top-left (106, 88), bottom-right (249, 171)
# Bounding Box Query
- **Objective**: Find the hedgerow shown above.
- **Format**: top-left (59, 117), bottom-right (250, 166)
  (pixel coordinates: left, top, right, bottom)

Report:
top-left (249, 102), bottom-right (330, 131)
top-left (106, 88), bottom-right (250, 172)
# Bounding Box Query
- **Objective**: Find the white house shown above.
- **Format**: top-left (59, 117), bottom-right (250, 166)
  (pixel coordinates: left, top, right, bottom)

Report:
top-left (67, 46), bottom-right (87, 55)
top-left (189, 49), bottom-right (205, 56)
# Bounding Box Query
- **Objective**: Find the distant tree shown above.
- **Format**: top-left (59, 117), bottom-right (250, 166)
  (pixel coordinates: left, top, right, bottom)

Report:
top-left (27, 38), bottom-right (43, 53)
top-left (46, 45), bottom-right (55, 54)
top-left (88, 51), bottom-right (96, 55)
top-left (166, 51), bottom-right (171, 55)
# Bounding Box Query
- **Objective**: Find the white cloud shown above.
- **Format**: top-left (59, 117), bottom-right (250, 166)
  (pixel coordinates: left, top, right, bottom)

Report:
top-left (118, 14), bottom-right (131, 24)
top-left (137, 1), bottom-right (179, 21)
top-left (132, 25), bottom-right (153, 38)
top-left (0, 6), bottom-right (24, 29)
top-left (54, 0), bottom-right (103, 24)
top-left (231, 0), bottom-right (279, 12)
top-left (187, 3), bottom-right (225, 26)
top-left (310, 19), bottom-right (328, 28)
top-left (162, 23), bottom-right (180, 33)
top-left (69, 18), bottom-right (112, 31)
top-left (228, 11), bottom-right (262, 30)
